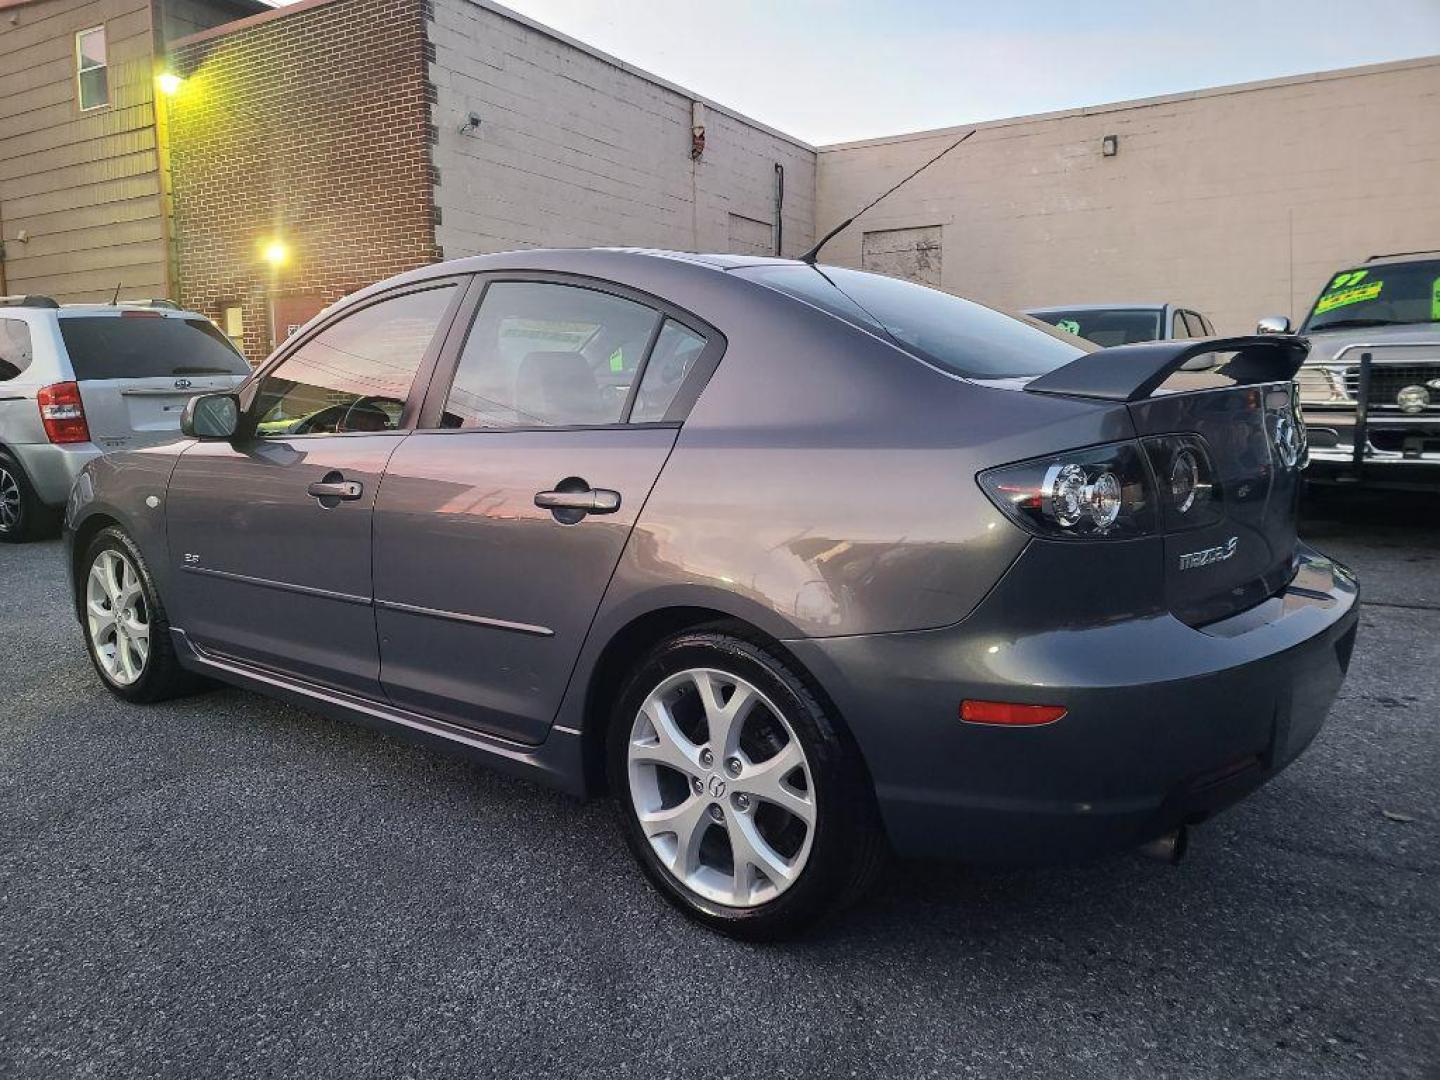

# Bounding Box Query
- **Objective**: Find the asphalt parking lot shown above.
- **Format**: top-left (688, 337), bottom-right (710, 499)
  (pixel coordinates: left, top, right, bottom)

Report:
top-left (3, 492), bottom-right (1437, 1080)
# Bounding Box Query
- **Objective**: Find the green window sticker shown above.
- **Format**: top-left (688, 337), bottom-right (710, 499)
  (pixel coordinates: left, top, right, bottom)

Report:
top-left (1328, 269), bottom-right (1368, 290)
top-left (1056, 319), bottom-right (1081, 336)
top-left (609, 347), bottom-right (624, 372)
top-left (1315, 280), bottom-right (1383, 315)
top-left (1432, 277), bottom-right (1440, 321)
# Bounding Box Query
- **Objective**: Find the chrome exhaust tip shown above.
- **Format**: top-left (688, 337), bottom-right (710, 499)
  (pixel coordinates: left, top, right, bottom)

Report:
top-left (1138, 826), bottom-right (1188, 865)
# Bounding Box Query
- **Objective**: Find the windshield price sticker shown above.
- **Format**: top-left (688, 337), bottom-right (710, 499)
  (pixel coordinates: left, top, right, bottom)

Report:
top-left (1315, 279), bottom-right (1383, 315)
top-left (1056, 319), bottom-right (1081, 335)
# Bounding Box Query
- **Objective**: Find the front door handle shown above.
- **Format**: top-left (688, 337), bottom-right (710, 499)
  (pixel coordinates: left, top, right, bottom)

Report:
top-left (534, 486), bottom-right (621, 520)
top-left (308, 479), bottom-right (363, 501)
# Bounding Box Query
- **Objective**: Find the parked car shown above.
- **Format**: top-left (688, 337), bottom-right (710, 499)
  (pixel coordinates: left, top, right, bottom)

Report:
top-left (0, 297), bottom-right (250, 542)
top-left (64, 250), bottom-right (1358, 939)
top-left (1025, 303), bottom-right (1216, 346)
top-left (1258, 251), bottom-right (1440, 489)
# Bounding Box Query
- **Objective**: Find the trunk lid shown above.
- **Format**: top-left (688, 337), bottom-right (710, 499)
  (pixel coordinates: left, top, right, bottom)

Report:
top-left (58, 313), bottom-right (250, 449)
top-left (1129, 381), bottom-right (1304, 626)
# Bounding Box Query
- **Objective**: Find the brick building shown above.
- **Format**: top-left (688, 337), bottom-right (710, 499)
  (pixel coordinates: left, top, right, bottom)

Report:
top-left (6, 0), bottom-right (1436, 359)
top-left (166, 0), bottom-right (815, 362)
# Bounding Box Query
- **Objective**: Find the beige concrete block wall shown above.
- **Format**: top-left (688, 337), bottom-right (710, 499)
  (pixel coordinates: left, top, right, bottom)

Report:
top-left (815, 57), bottom-right (1440, 334)
top-left (429, 0), bottom-right (815, 260)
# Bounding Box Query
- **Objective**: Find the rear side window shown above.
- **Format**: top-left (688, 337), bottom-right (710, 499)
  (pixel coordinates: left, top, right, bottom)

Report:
top-left (0, 319), bottom-right (33, 381)
top-left (59, 316), bottom-right (249, 380)
top-left (737, 264), bottom-right (1087, 379)
top-left (1030, 307), bottom-right (1163, 347)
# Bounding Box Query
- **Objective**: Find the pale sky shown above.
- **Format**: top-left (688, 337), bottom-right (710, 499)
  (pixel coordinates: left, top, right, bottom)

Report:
top-left (453, 0), bottom-right (1440, 144)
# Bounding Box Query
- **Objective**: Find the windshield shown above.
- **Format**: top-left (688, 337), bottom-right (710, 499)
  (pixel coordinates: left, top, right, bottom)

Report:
top-left (1028, 308), bottom-right (1163, 346)
top-left (59, 315), bottom-right (249, 381)
top-left (735, 264), bottom-right (1089, 379)
top-left (1302, 260), bottom-right (1440, 332)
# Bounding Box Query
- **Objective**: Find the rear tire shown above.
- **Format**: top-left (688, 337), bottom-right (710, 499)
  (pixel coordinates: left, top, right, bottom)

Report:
top-left (80, 527), bottom-right (206, 703)
top-left (607, 625), bottom-right (888, 940)
top-left (0, 451), bottom-right (60, 543)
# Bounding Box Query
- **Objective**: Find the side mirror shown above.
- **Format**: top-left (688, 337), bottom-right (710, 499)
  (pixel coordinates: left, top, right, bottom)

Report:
top-left (1256, 315), bottom-right (1291, 335)
top-left (181, 393), bottom-right (240, 440)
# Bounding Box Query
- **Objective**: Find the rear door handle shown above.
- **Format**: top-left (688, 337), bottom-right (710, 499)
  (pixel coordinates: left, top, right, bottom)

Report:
top-left (534, 487), bottom-right (621, 515)
top-left (308, 479), bottom-right (363, 500)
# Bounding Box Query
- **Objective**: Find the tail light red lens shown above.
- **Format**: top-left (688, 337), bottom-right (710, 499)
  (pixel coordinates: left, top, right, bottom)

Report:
top-left (960, 700), bottom-right (1067, 726)
top-left (37, 382), bottom-right (90, 444)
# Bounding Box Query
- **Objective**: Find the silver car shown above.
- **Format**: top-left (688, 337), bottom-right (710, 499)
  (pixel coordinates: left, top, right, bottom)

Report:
top-left (0, 297), bottom-right (249, 541)
top-left (64, 250), bottom-right (1358, 939)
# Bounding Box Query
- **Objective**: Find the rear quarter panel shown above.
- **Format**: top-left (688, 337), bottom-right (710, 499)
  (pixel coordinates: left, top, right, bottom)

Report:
top-left (569, 274), bottom-right (1136, 654)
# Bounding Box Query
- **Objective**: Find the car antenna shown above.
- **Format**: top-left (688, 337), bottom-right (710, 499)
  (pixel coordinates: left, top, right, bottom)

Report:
top-left (111, 281), bottom-right (122, 305)
top-left (798, 128), bottom-right (975, 265)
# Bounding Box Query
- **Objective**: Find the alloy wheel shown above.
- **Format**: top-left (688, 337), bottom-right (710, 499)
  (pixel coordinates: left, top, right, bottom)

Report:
top-left (0, 467), bottom-right (20, 533)
top-left (86, 549), bottom-right (151, 686)
top-left (626, 667), bottom-right (816, 908)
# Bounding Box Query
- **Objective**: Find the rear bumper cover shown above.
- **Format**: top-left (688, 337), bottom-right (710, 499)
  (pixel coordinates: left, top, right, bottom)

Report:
top-left (9, 441), bottom-right (102, 507)
top-left (787, 543), bottom-right (1358, 862)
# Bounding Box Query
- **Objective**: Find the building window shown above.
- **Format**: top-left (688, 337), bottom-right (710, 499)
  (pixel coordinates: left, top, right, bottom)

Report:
top-left (222, 305), bottom-right (245, 352)
top-left (76, 26), bottom-right (109, 111)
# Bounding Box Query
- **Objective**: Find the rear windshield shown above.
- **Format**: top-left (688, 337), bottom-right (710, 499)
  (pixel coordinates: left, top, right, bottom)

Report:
top-left (1302, 260), bottom-right (1440, 332)
top-left (1028, 308), bottom-right (1163, 346)
top-left (59, 315), bottom-right (249, 380)
top-left (735, 264), bottom-right (1089, 379)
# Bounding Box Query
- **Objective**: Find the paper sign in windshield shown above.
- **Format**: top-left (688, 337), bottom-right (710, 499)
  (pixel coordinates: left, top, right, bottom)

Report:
top-left (1315, 280), bottom-right (1383, 315)
top-left (1056, 319), bottom-right (1081, 336)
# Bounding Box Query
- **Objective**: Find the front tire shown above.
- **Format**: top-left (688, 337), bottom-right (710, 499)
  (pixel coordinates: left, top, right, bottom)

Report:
top-left (607, 626), bottom-right (887, 940)
top-left (81, 527), bottom-right (203, 703)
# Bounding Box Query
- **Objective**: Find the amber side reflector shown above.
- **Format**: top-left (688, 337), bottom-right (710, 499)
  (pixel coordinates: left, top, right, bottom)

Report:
top-left (960, 700), bottom-right (1067, 726)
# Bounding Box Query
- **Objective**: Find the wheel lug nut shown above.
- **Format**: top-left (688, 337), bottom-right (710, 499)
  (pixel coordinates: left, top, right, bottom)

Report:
top-left (708, 804), bottom-right (724, 822)
top-left (691, 777), bottom-right (704, 796)
top-left (725, 757), bottom-right (742, 777)
top-left (699, 749), bottom-right (714, 768)
top-left (732, 793), bottom-right (751, 812)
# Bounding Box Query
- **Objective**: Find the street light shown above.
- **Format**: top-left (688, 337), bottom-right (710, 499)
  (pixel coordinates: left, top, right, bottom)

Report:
top-left (261, 240), bottom-right (289, 268)
top-left (157, 71), bottom-right (183, 96)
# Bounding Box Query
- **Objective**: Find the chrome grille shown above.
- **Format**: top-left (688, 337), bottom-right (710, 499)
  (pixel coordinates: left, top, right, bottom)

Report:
top-left (1343, 363), bottom-right (1440, 411)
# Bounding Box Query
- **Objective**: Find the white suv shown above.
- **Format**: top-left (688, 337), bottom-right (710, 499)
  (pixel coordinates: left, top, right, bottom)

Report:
top-left (0, 296), bottom-right (250, 542)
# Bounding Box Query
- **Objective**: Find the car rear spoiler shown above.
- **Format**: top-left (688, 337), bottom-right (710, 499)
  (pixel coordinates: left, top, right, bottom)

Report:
top-left (1024, 335), bottom-right (1310, 402)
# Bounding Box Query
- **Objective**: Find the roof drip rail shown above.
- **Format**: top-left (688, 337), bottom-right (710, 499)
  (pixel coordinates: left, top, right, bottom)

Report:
top-left (0, 294), bottom-right (60, 308)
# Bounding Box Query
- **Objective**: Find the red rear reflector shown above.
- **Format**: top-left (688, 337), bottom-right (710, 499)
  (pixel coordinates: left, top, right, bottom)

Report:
top-left (37, 381), bottom-right (90, 444)
top-left (960, 700), bottom-right (1067, 726)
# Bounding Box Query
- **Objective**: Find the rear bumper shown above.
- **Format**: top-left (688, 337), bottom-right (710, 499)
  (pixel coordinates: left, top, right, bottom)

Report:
top-left (9, 442), bottom-right (102, 506)
top-left (787, 543), bottom-right (1359, 863)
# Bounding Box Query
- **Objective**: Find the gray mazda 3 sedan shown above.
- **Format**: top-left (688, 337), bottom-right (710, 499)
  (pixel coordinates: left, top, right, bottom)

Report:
top-left (65, 249), bottom-right (1358, 939)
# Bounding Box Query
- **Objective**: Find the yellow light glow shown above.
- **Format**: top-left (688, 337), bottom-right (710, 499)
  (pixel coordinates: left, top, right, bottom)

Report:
top-left (261, 240), bottom-right (289, 268)
top-left (158, 72), bottom-right (183, 96)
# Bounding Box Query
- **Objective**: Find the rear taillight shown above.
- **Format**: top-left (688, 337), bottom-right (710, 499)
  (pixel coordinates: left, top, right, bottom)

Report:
top-left (1142, 434), bottom-right (1222, 531)
top-left (978, 440), bottom-right (1157, 539)
top-left (37, 382), bottom-right (90, 444)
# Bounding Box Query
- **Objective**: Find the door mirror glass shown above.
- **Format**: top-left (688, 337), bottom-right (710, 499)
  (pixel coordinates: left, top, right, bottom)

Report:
top-left (182, 393), bottom-right (240, 439)
top-left (1256, 315), bottom-right (1291, 335)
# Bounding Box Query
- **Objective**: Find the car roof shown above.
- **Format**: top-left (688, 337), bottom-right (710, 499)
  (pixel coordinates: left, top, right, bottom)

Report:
top-left (54, 306), bottom-right (210, 320)
top-left (1358, 252), bottom-right (1440, 269)
top-left (1024, 303), bottom-right (1170, 314)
